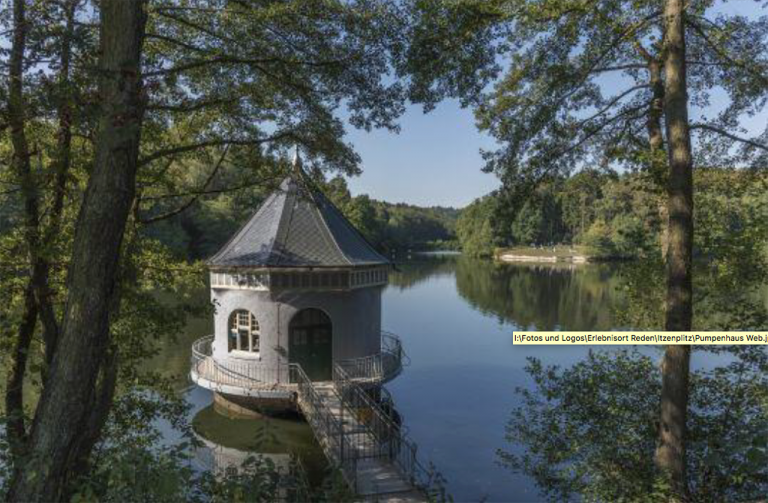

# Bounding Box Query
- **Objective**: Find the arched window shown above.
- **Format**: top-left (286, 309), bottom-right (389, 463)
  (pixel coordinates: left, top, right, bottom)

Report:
top-left (228, 309), bottom-right (260, 354)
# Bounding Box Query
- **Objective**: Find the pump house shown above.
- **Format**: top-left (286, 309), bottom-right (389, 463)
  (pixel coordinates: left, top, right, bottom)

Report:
top-left (190, 154), bottom-right (403, 415)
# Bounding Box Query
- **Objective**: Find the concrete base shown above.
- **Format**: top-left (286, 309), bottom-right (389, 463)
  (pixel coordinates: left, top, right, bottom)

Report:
top-left (213, 392), bottom-right (299, 419)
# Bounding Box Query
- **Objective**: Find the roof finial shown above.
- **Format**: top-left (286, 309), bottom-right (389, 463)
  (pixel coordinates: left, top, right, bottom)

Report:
top-left (292, 145), bottom-right (303, 175)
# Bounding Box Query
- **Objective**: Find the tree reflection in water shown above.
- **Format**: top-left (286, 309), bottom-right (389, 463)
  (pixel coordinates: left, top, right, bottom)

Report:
top-left (455, 257), bottom-right (626, 330)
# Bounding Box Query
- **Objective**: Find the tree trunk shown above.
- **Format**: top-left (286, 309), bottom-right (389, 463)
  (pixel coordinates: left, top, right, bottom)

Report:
top-left (5, 0), bottom-right (39, 464)
top-left (37, 0), bottom-right (80, 365)
top-left (6, 1), bottom-right (148, 500)
top-left (5, 285), bottom-right (37, 459)
top-left (657, 0), bottom-right (694, 500)
top-left (645, 59), bottom-right (670, 260)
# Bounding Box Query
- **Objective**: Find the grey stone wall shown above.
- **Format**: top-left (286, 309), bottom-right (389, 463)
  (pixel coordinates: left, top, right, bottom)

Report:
top-left (210, 285), bottom-right (383, 380)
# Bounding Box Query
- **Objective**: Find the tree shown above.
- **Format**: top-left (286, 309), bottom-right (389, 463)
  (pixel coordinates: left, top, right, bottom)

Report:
top-left (1, 0), bottom-right (410, 498)
top-left (456, 195), bottom-right (497, 256)
top-left (656, 1), bottom-right (694, 497)
top-left (401, 0), bottom-right (768, 496)
top-left (6, 1), bottom-right (149, 500)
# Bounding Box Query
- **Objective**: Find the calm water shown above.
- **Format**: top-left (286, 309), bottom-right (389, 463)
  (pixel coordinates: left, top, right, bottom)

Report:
top-left (155, 254), bottom-right (741, 502)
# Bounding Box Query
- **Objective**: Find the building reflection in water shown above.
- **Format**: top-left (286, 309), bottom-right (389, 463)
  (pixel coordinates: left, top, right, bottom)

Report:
top-left (190, 404), bottom-right (328, 489)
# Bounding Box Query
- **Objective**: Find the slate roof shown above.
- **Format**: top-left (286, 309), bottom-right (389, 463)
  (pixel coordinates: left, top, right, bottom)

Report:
top-left (207, 172), bottom-right (389, 269)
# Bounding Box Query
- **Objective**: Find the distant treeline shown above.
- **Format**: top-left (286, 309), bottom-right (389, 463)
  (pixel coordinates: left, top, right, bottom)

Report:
top-left (457, 169), bottom-right (768, 259)
top-left (145, 173), bottom-right (460, 260)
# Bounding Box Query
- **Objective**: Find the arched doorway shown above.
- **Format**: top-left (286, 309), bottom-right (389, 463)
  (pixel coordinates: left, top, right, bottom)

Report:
top-left (289, 308), bottom-right (332, 381)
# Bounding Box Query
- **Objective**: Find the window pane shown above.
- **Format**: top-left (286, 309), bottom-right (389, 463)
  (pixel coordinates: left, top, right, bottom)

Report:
top-left (238, 329), bottom-right (249, 351)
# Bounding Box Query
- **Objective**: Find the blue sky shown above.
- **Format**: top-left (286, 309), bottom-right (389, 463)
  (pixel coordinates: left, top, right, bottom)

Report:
top-left (344, 100), bottom-right (499, 209)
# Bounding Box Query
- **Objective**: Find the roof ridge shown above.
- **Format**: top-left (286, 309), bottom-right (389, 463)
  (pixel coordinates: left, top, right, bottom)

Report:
top-left (207, 189), bottom-right (280, 266)
top-left (313, 186), bottom-right (389, 265)
top-left (297, 175), bottom-right (354, 266)
top-left (272, 179), bottom-right (298, 266)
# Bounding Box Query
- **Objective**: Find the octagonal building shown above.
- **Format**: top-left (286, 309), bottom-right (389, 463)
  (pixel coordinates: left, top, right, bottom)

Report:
top-left (190, 154), bottom-right (402, 416)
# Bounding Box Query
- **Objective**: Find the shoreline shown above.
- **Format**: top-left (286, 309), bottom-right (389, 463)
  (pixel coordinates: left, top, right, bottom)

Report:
top-left (493, 246), bottom-right (633, 265)
top-left (497, 253), bottom-right (590, 264)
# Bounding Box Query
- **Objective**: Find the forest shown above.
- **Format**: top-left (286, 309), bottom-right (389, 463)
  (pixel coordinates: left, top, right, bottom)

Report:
top-left (457, 168), bottom-right (768, 259)
top-left (143, 172), bottom-right (460, 260)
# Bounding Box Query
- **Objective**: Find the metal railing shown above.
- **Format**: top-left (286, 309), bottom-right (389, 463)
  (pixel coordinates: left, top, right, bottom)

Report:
top-left (191, 331), bottom-right (405, 389)
top-left (332, 363), bottom-right (434, 493)
top-left (335, 331), bottom-right (406, 384)
top-left (189, 334), bottom-right (438, 498)
top-left (191, 336), bottom-right (290, 387)
top-left (289, 364), bottom-right (359, 490)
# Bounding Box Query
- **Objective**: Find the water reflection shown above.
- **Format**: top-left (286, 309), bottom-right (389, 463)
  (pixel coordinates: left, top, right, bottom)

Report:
top-left (191, 405), bottom-right (327, 487)
top-left (155, 253), bottom-right (765, 501)
top-left (454, 258), bottom-right (625, 330)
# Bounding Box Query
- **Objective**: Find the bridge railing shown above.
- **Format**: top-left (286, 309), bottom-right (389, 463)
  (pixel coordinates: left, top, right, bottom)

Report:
top-left (332, 363), bottom-right (435, 492)
top-left (289, 364), bottom-right (359, 491)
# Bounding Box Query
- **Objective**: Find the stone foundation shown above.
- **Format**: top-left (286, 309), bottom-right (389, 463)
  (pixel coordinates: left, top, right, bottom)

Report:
top-left (213, 392), bottom-right (299, 419)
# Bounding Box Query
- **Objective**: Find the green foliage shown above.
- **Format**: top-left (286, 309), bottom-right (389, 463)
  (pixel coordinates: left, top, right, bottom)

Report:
top-left (459, 169), bottom-right (768, 266)
top-left (508, 184), bottom-right (566, 246)
top-left (615, 170), bottom-right (768, 330)
top-left (458, 171), bottom-right (661, 257)
top-left (455, 195), bottom-right (497, 256)
top-left (1, 386), bottom-right (354, 502)
top-left (322, 175), bottom-right (460, 250)
top-left (148, 172), bottom-right (461, 259)
top-left (500, 349), bottom-right (768, 502)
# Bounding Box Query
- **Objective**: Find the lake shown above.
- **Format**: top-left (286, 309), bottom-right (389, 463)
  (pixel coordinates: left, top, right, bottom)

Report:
top-left (153, 253), bottom-right (755, 502)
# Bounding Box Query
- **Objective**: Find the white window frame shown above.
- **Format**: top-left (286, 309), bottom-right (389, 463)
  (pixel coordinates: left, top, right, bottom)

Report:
top-left (228, 309), bottom-right (260, 358)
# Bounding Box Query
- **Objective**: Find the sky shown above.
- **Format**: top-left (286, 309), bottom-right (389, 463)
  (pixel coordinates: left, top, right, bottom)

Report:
top-left (343, 100), bottom-right (499, 209)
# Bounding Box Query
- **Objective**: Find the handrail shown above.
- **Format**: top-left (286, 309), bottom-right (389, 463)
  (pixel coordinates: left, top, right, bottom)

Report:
top-left (192, 331), bottom-right (405, 388)
top-left (289, 364), bottom-right (359, 491)
top-left (191, 336), bottom-right (290, 387)
top-left (335, 331), bottom-right (405, 384)
top-left (332, 363), bottom-right (436, 493)
top-left (190, 334), bottom-right (439, 499)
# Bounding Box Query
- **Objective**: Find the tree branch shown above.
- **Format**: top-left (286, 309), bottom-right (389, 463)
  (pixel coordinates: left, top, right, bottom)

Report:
top-left (577, 84), bottom-right (649, 128)
top-left (137, 132), bottom-right (294, 167)
top-left (690, 123), bottom-right (768, 153)
top-left (138, 146), bottom-right (229, 224)
top-left (145, 53), bottom-right (349, 78)
top-left (685, 18), bottom-right (768, 87)
top-left (5, 284), bottom-right (37, 460)
top-left (146, 96), bottom-right (240, 113)
top-left (140, 176), bottom-right (283, 205)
